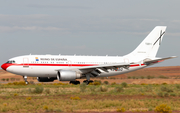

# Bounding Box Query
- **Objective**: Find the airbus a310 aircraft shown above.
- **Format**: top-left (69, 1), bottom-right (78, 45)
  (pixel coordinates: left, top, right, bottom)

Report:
top-left (1, 26), bottom-right (176, 84)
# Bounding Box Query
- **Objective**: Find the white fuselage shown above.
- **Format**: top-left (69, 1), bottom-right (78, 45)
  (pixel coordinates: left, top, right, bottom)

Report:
top-left (3, 55), bottom-right (146, 78)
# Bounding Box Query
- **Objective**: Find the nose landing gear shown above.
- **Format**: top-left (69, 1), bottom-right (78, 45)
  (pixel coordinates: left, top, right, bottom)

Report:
top-left (23, 76), bottom-right (29, 84)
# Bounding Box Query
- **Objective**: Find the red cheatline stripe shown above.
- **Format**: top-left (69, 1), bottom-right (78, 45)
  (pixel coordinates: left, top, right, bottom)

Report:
top-left (23, 64), bottom-right (97, 66)
top-left (130, 64), bottom-right (140, 67)
top-left (4, 63), bottom-right (146, 67)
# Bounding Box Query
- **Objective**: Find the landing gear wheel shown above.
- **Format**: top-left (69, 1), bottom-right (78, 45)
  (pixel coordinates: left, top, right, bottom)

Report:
top-left (88, 80), bottom-right (94, 84)
top-left (83, 80), bottom-right (93, 85)
top-left (83, 80), bottom-right (89, 85)
top-left (76, 81), bottom-right (80, 85)
top-left (25, 81), bottom-right (29, 85)
top-left (69, 81), bottom-right (80, 85)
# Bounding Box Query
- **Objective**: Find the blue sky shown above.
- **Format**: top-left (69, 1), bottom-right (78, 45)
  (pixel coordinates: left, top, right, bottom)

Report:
top-left (0, 0), bottom-right (179, 66)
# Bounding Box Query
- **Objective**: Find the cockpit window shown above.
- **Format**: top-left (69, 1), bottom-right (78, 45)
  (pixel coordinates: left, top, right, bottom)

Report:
top-left (6, 60), bottom-right (16, 64)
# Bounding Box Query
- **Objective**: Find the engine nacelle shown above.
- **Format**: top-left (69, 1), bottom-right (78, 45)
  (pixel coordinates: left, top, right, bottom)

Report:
top-left (37, 77), bottom-right (57, 82)
top-left (57, 70), bottom-right (81, 81)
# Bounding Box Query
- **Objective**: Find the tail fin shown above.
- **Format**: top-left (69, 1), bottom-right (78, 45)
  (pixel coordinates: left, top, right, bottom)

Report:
top-left (125, 26), bottom-right (167, 58)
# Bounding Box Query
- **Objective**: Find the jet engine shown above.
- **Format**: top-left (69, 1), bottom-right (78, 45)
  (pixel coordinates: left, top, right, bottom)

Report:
top-left (37, 77), bottom-right (57, 82)
top-left (57, 70), bottom-right (81, 81)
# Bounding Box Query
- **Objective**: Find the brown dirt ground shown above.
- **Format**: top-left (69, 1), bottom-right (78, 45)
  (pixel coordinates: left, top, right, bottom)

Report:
top-left (4, 111), bottom-right (164, 113)
top-left (40, 110), bottom-right (180, 113)
top-left (1, 95), bottom-right (178, 100)
top-left (30, 111), bottom-right (180, 113)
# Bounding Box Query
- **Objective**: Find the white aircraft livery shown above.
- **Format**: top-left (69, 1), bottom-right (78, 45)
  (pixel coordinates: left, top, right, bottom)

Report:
top-left (1, 26), bottom-right (177, 84)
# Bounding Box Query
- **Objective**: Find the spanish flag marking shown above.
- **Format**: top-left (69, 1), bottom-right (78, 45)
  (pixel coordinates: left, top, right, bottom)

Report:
top-left (35, 57), bottom-right (39, 61)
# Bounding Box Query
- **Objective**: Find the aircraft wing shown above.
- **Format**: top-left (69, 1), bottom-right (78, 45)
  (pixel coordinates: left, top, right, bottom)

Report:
top-left (55, 56), bottom-right (176, 78)
top-left (76, 63), bottom-right (130, 77)
top-left (56, 63), bottom-right (130, 75)
top-left (78, 63), bottom-right (130, 72)
top-left (144, 56), bottom-right (177, 65)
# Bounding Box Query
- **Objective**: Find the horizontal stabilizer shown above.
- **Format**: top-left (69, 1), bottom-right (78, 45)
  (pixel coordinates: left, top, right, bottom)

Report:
top-left (144, 56), bottom-right (177, 65)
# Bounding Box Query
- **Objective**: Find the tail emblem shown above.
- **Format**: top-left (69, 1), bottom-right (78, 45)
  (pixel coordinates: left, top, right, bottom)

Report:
top-left (153, 30), bottom-right (165, 45)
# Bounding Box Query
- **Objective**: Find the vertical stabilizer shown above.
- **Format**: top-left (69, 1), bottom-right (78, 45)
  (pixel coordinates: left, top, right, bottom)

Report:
top-left (125, 26), bottom-right (167, 59)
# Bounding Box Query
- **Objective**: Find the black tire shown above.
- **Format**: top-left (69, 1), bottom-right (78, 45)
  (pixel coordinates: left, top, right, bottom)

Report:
top-left (69, 81), bottom-right (73, 84)
top-left (83, 80), bottom-right (88, 84)
top-left (70, 81), bottom-right (80, 85)
top-left (76, 81), bottom-right (80, 84)
top-left (89, 80), bottom-right (93, 84)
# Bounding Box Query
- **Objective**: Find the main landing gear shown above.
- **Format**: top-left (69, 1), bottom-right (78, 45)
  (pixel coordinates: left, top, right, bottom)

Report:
top-left (83, 80), bottom-right (93, 85)
top-left (23, 76), bottom-right (29, 85)
top-left (69, 81), bottom-right (80, 85)
top-left (69, 80), bottom-right (94, 85)
top-left (82, 74), bottom-right (94, 85)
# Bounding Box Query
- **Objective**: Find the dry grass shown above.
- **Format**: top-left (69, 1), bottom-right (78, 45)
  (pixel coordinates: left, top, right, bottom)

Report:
top-left (0, 83), bottom-right (179, 112)
top-left (0, 96), bottom-right (180, 112)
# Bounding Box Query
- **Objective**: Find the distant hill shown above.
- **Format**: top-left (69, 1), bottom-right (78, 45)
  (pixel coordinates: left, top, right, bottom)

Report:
top-left (116, 66), bottom-right (180, 78)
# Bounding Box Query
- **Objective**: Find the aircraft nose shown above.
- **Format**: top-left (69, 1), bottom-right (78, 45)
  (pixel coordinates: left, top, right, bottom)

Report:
top-left (1, 63), bottom-right (9, 71)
